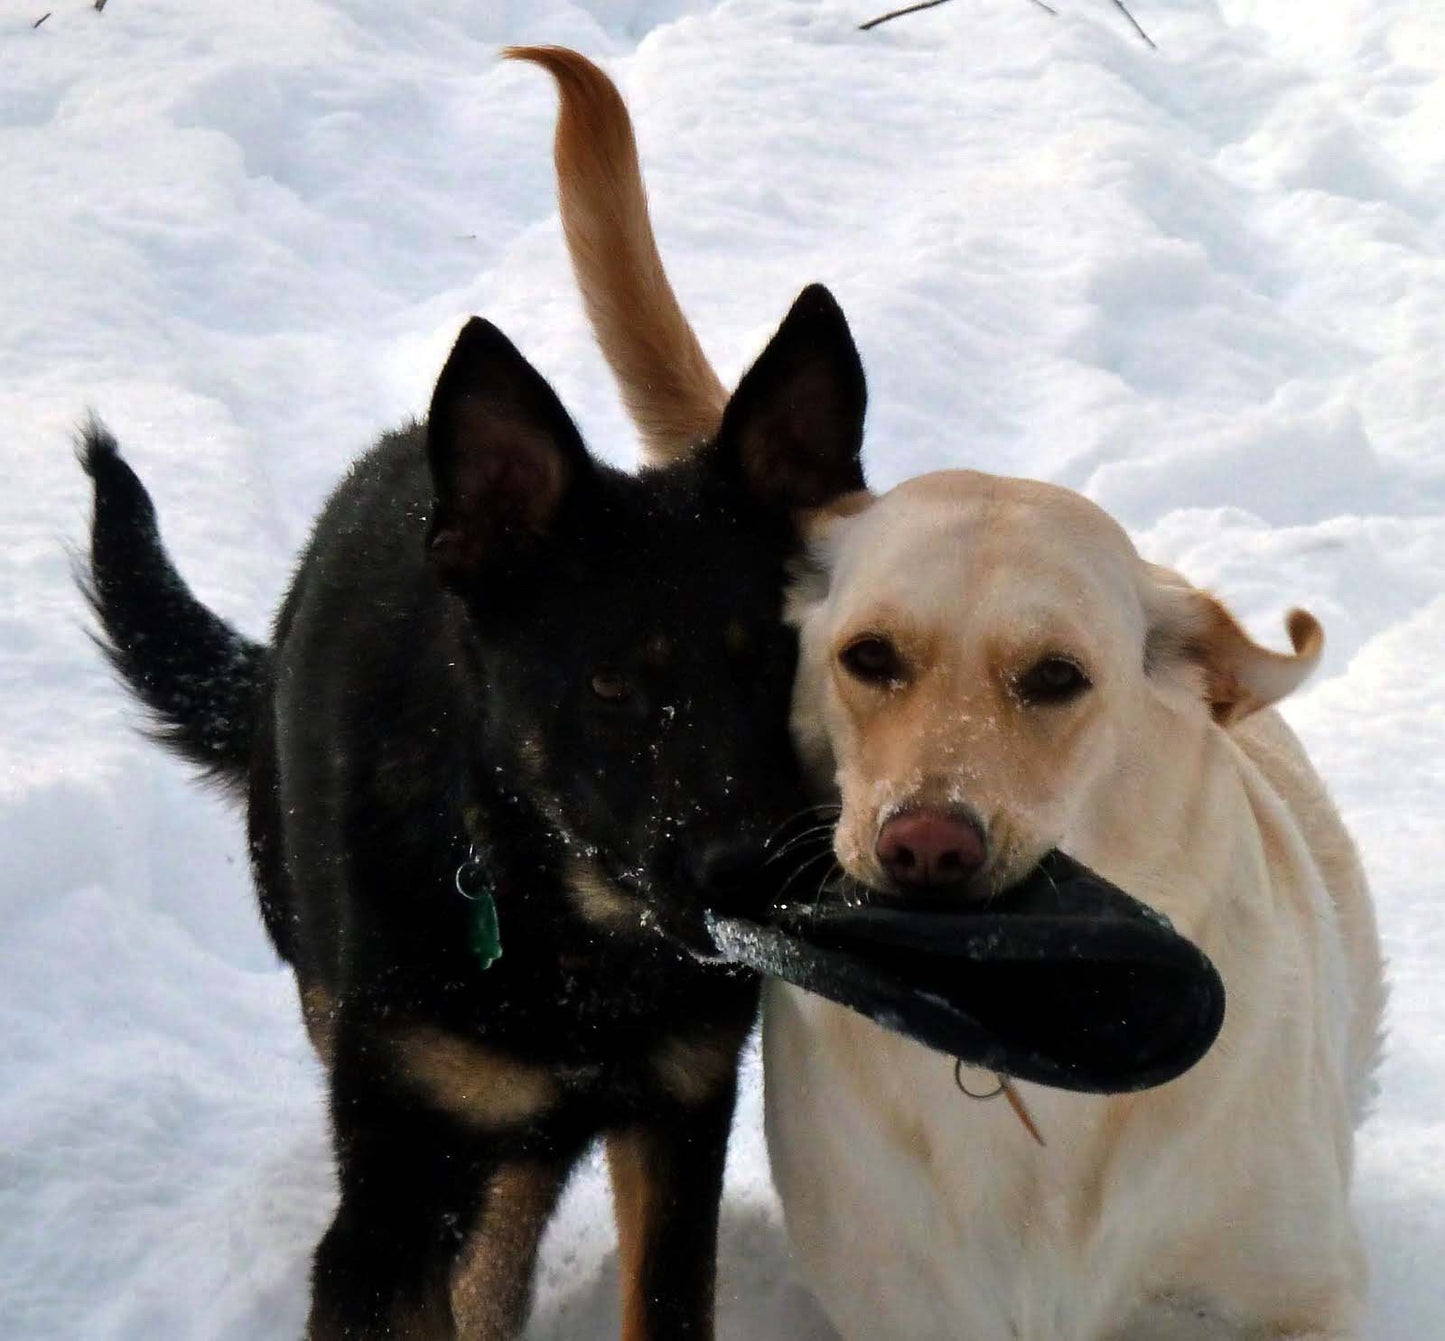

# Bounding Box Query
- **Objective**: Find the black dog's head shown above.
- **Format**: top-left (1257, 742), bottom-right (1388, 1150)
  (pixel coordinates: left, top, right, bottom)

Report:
top-left (425, 285), bottom-right (867, 940)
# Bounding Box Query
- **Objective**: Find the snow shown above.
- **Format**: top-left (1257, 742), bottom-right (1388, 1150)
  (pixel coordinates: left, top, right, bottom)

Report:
top-left (2, 0), bottom-right (1442, 1334)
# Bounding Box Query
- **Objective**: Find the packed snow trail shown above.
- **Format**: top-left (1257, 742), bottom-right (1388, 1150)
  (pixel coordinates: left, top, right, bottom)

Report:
top-left (2, 0), bottom-right (1442, 1335)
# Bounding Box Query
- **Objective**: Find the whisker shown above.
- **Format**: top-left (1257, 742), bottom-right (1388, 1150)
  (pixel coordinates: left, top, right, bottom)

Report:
top-left (823, 870), bottom-right (875, 908)
top-left (760, 803), bottom-right (841, 852)
top-left (774, 819), bottom-right (837, 847)
top-left (773, 848), bottom-right (839, 902)
top-left (765, 821), bottom-right (839, 866)
top-left (816, 861), bottom-right (871, 905)
top-left (763, 839), bottom-right (832, 871)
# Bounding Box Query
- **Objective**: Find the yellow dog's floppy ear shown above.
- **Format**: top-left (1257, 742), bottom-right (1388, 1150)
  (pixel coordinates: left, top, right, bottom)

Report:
top-left (1150, 583), bottom-right (1323, 725)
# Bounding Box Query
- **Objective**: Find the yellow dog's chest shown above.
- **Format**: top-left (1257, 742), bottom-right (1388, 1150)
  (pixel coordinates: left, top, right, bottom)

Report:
top-left (763, 984), bottom-right (1229, 1341)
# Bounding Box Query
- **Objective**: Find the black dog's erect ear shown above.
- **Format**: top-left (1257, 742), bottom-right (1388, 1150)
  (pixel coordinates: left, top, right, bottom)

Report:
top-left (714, 284), bottom-right (868, 511)
top-left (426, 318), bottom-right (591, 575)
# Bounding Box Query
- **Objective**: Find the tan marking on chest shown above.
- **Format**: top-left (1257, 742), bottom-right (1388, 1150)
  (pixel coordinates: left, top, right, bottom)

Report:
top-left (567, 855), bottom-right (643, 928)
top-left (396, 1028), bottom-right (559, 1130)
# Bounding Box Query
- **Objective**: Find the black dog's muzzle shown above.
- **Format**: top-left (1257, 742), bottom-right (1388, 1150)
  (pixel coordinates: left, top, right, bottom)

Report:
top-left (699, 850), bottom-right (1226, 1095)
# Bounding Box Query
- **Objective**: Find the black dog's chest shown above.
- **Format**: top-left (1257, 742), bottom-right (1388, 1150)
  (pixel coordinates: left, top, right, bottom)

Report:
top-left (441, 870), bottom-right (757, 1070)
top-left (382, 861), bottom-right (759, 1135)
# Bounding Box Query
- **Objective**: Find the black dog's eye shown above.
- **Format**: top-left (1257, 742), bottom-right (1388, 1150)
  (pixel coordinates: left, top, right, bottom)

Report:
top-left (1017, 655), bottom-right (1091, 705)
top-left (839, 636), bottom-right (905, 686)
top-left (589, 668), bottom-right (635, 703)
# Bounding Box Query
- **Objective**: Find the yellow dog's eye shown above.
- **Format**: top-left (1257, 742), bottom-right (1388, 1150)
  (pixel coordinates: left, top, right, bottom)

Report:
top-left (1017, 655), bottom-right (1091, 705)
top-left (839, 636), bottom-right (905, 686)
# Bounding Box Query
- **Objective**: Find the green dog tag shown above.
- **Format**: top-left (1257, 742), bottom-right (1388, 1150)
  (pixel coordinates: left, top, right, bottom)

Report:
top-left (469, 891), bottom-right (503, 970)
top-left (457, 842), bottom-right (503, 971)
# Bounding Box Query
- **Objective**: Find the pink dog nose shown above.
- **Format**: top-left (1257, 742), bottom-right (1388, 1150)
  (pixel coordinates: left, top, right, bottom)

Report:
top-left (876, 810), bottom-right (986, 888)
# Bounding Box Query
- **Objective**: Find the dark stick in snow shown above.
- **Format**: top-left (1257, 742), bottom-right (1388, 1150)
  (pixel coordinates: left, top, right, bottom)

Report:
top-left (1110, 0), bottom-right (1156, 47)
top-left (858, 0), bottom-right (952, 30)
top-left (95, 0), bottom-right (108, 11)
top-left (860, 0), bottom-right (1066, 32)
top-left (33, 11), bottom-right (52, 26)
top-left (860, 0), bottom-right (1152, 39)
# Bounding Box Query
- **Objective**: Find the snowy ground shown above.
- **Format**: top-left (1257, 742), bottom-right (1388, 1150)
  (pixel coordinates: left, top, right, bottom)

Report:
top-left (3, 0), bottom-right (1442, 1335)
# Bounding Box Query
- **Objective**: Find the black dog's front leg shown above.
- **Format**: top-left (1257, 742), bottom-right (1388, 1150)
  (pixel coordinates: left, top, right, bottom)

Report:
top-left (308, 1057), bottom-right (476, 1341)
top-left (449, 1157), bottom-right (573, 1339)
top-left (606, 1077), bottom-right (740, 1341)
top-left (307, 1039), bottom-right (571, 1341)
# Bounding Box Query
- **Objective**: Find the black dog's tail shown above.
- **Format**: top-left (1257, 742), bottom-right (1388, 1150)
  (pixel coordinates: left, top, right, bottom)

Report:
top-left (79, 421), bottom-right (268, 793)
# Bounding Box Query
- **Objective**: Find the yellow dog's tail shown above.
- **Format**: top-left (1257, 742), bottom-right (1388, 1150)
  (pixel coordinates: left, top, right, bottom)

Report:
top-left (505, 46), bottom-right (726, 465)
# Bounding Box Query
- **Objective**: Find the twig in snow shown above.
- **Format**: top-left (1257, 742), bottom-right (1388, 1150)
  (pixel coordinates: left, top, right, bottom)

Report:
top-left (1109, 0), bottom-right (1155, 48)
top-left (859, 0), bottom-right (1063, 32)
top-left (33, 11), bottom-right (52, 26)
top-left (859, 0), bottom-right (1152, 44)
top-left (859, 0), bottom-right (953, 32)
top-left (94, 0), bottom-right (109, 11)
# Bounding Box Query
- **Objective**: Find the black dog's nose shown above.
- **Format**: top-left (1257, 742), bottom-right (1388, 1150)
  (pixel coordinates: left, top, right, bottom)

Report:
top-left (688, 837), bottom-right (768, 895)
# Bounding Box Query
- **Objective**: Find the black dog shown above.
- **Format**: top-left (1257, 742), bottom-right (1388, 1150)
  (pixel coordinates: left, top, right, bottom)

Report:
top-left (82, 287), bottom-right (866, 1339)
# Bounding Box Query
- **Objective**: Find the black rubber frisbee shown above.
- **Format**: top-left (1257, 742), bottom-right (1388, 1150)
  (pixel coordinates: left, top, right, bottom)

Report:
top-left (702, 851), bottom-right (1225, 1094)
